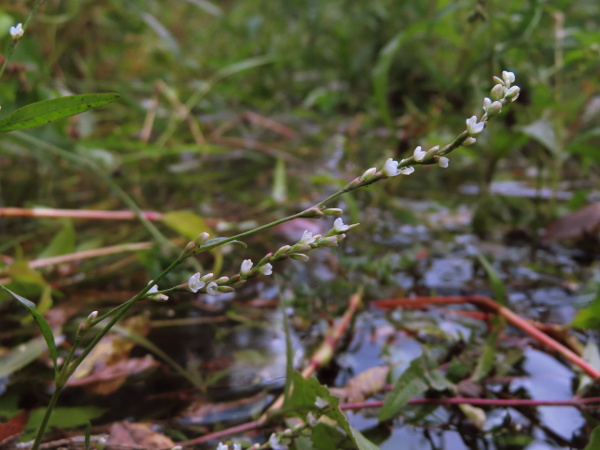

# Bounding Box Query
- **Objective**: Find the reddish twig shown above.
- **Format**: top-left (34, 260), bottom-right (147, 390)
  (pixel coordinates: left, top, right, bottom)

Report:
top-left (341, 396), bottom-right (600, 410)
top-left (372, 296), bottom-right (600, 379)
top-left (0, 207), bottom-right (165, 221)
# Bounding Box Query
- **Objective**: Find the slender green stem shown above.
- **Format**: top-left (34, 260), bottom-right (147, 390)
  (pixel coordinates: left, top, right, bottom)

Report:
top-left (31, 383), bottom-right (62, 450)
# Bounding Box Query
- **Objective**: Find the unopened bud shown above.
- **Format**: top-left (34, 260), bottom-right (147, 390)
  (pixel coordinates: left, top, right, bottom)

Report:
top-left (289, 253), bottom-right (310, 262)
top-left (217, 286), bottom-right (235, 293)
top-left (274, 245), bottom-right (291, 258)
top-left (490, 84), bottom-right (506, 101)
top-left (323, 208), bottom-right (343, 216)
top-left (194, 232), bottom-right (210, 245)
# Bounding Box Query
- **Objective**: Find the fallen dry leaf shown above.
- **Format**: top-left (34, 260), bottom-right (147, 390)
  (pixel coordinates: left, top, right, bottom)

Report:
top-left (108, 421), bottom-right (175, 449)
top-left (330, 365), bottom-right (390, 403)
top-left (0, 411), bottom-right (29, 448)
top-left (70, 315), bottom-right (152, 394)
top-left (542, 202), bottom-right (600, 242)
top-left (66, 355), bottom-right (159, 392)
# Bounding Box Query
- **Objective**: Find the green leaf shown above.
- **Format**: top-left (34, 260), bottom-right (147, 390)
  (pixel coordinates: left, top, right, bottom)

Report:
top-left (22, 406), bottom-right (106, 441)
top-left (348, 426), bottom-right (380, 450)
top-left (572, 291), bottom-right (600, 329)
top-left (0, 93), bottom-right (120, 132)
top-left (379, 352), bottom-right (438, 422)
top-left (471, 329), bottom-right (499, 382)
top-left (272, 157), bottom-right (287, 203)
top-left (284, 373), bottom-right (378, 449)
top-left (162, 210), bottom-right (212, 240)
top-left (585, 425), bottom-right (600, 450)
top-left (372, 31), bottom-right (406, 127)
top-left (0, 285), bottom-right (58, 374)
top-left (519, 118), bottom-right (562, 156)
top-left (203, 237), bottom-right (247, 249)
top-left (37, 220), bottom-right (76, 259)
top-left (0, 336), bottom-right (47, 378)
top-left (476, 252), bottom-right (507, 305)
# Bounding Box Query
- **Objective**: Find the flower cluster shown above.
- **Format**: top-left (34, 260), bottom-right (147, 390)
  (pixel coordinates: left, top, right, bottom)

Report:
top-left (183, 218), bottom-right (358, 299)
top-left (363, 70), bottom-right (520, 179)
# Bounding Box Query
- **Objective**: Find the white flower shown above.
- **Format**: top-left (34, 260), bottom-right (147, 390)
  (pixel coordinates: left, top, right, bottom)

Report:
top-left (147, 281), bottom-right (159, 293)
top-left (502, 70), bottom-right (516, 87)
top-left (399, 166), bottom-right (415, 175)
top-left (206, 282), bottom-right (219, 296)
top-left (466, 116), bottom-right (485, 136)
top-left (299, 230), bottom-right (317, 245)
top-left (463, 137), bottom-right (477, 146)
top-left (413, 146), bottom-right (427, 162)
top-left (483, 97), bottom-right (502, 117)
top-left (188, 272), bottom-right (205, 293)
top-left (233, 444), bottom-right (241, 450)
top-left (216, 443), bottom-right (228, 450)
top-left (307, 412), bottom-right (317, 426)
top-left (438, 157), bottom-right (449, 168)
top-left (9, 23), bottom-right (24, 40)
top-left (333, 218), bottom-right (350, 233)
top-left (240, 259), bottom-right (253, 276)
top-left (359, 167), bottom-right (377, 181)
top-left (315, 396), bottom-right (329, 408)
top-left (382, 158), bottom-right (400, 177)
top-left (259, 263), bottom-right (273, 275)
top-left (505, 85), bottom-right (520, 101)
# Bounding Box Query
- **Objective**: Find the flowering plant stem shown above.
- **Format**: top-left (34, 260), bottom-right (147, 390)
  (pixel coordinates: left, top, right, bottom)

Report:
top-left (25, 72), bottom-right (520, 448)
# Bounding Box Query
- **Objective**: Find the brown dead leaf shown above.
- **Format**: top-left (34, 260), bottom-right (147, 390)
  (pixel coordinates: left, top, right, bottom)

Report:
top-left (0, 411), bottom-right (29, 448)
top-left (108, 421), bottom-right (174, 449)
top-left (330, 366), bottom-right (390, 403)
top-left (70, 315), bottom-right (152, 394)
top-left (542, 202), bottom-right (600, 242)
top-left (178, 392), bottom-right (274, 426)
top-left (66, 355), bottom-right (159, 393)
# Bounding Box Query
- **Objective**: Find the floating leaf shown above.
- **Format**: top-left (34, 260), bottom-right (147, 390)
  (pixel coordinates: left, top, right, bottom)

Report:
top-left (0, 93), bottom-right (120, 132)
top-left (0, 285), bottom-right (58, 374)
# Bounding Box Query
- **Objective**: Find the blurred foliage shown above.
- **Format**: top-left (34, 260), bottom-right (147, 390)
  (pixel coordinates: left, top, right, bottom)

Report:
top-left (1, 0), bottom-right (600, 447)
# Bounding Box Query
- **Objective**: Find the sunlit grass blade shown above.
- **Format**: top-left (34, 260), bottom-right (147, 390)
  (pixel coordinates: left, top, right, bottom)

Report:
top-left (0, 93), bottom-right (120, 132)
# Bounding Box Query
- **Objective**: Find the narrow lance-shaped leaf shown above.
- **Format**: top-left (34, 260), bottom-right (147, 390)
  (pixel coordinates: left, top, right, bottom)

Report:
top-left (0, 93), bottom-right (120, 132)
top-left (0, 285), bottom-right (58, 374)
